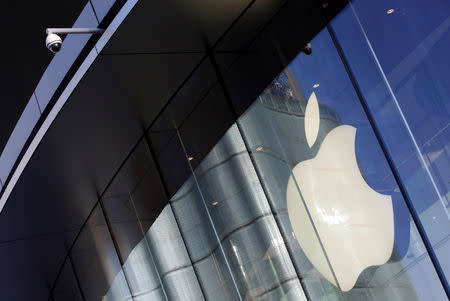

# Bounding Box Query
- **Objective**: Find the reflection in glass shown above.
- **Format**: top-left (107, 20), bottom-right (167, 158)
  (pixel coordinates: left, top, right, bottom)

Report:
top-left (175, 124), bottom-right (307, 300)
top-left (146, 206), bottom-right (204, 301)
top-left (74, 2), bottom-right (449, 299)
top-left (70, 205), bottom-right (131, 301)
top-left (122, 241), bottom-right (166, 301)
top-left (330, 0), bottom-right (450, 285)
top-left (103, 205), bottom-right (204, 301)
top-left (238, 28), bottom-right (447, 300)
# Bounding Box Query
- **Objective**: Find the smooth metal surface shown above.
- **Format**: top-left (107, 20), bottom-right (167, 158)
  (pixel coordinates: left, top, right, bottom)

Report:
top-left (46, 27), bottom-right (104, 34)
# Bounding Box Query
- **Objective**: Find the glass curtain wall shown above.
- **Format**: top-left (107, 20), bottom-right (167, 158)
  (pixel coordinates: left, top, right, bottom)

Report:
top-left (329, 0), bottom-right (450, 285)
top-left (49, 0), bottom-right (449, 300)
top-left (95, 35), bottom-right (448, 298)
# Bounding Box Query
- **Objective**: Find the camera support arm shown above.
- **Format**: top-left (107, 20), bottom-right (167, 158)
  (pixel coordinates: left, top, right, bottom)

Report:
top-left (46, 28), bottom-right (104, 35)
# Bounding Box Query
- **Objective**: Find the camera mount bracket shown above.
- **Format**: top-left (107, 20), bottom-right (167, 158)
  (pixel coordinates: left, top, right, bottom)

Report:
top-left (46, 28), bottom-right (105, 35)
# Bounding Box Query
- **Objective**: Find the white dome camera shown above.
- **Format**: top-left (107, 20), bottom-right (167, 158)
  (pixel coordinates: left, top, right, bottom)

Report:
top-left (45, 33), bottom-right (63, 53)
top-left (45, 28), bottom-right (105, 53)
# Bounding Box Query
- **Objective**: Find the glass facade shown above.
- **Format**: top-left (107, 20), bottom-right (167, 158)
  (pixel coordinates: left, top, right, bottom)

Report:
top-left (47, 0), bottom-right (449, 300)
top-left (330, 0), bottom-right (450, 285)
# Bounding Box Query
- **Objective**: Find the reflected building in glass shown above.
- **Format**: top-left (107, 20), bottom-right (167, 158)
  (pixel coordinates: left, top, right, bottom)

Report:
top-left (101, 62), bottom-right (446, 300)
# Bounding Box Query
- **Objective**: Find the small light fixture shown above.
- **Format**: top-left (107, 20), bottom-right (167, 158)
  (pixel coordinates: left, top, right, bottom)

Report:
top-left (387, 9), bottom-right (394, 14)
top-left (313, 83), bottom-right (320, 88)
top-left (256, 146), bottom-right (263, 152)
top-left (188, 156), bottom-right (194, 161)
top-left (212, 201), bottom-right (219, 206)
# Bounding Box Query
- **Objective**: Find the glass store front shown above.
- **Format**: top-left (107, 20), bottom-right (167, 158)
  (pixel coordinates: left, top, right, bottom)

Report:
top-left (51, 0), bottom-right (449, 300)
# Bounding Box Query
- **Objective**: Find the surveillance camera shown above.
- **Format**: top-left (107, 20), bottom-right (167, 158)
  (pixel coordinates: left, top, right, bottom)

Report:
top-left (45, 33), bottom-right (62, 53)
top-left (302, 43), bottom-right (312, 55)
top-left (44, 28), bottom-right (105, 53)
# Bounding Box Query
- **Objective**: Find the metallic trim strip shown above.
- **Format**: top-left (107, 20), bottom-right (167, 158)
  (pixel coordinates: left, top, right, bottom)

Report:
top-left (0, 0), bottom-right (139, 212)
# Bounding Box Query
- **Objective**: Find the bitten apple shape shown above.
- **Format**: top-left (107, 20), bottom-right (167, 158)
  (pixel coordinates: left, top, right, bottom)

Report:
top-left (286, 93), bottom-right (394, 292)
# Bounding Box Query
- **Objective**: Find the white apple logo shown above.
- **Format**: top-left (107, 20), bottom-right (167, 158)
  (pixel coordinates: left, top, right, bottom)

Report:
top-left (286, 92), bottom-right (394, 292)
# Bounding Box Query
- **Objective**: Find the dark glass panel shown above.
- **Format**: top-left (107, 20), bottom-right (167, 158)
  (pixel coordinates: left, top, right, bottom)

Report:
top-left (70, 205), bottom-right (131, 301)
top-left (52, 259), bottom-right (84, 301)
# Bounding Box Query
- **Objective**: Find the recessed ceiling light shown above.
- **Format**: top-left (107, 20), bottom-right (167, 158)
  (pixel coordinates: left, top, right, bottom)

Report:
top-left (212, 201), bottom-right (219, 206)
top-left (256, 146), bottom-right (263, 151)
top-left (387, 9), bottom-right (394, 14)
top-left (188, 156), bottom-right (194, 161)
top-left (313, 84), bottom-right (320, 88)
